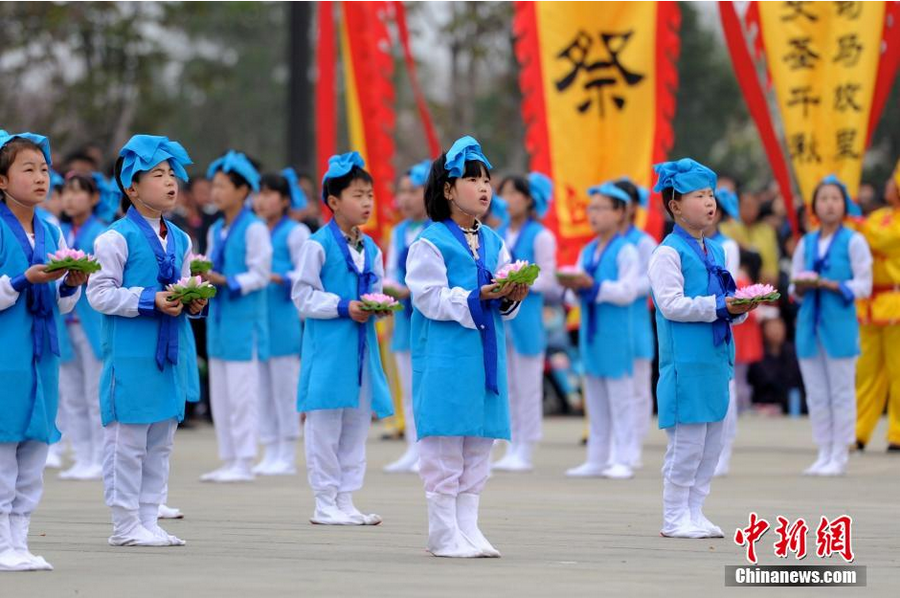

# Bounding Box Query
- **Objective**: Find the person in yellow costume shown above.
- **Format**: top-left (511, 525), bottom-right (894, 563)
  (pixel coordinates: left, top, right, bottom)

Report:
top-left (856, 160), bottom-right (900, 452)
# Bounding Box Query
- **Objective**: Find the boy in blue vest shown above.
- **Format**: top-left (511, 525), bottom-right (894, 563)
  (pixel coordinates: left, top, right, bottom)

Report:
top-left (384, 160), bottom-right (431, 474)
top-left (791, 175), bottom-right (871, 476)
top-left (201, 151), bottom-right (272, 483)
top-left (88, 134), bottom-right (205, 546)
top-left (293, 152), bottom-right (394, 525)
top-left (648, 158), bottom-right (756, 539)
top-left (251, 170), bottom-right (310, 476)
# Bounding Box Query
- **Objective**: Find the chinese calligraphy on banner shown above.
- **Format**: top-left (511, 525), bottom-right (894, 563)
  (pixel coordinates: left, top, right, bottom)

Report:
top-left (514, 1), bottom-right (680, 261)
top-left (759, 1), bottom-right (884, 203)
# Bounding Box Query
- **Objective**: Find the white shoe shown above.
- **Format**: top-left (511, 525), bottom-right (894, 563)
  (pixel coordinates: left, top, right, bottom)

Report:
top-left (199, 463), bottom-right (233, 482)
top-left (491, 448), bottom-right (519, 472)
top-left (802, 447), bottom-right (832, 476)
top-left (817, 460), bottom-right (846, 477)
top-left (425, 493), bottom-right (483, 558)
top-left (60, 462), bottom-right (102, 481)
top-left (108, 525), bottom-right (171, 547)
top-left (384, 446), bottom-right (420, 473)
top-left (660, 515), bottom-right (711, 539)
top-left (214, 464), bottom-right (255, 483)
top-left (44, 445), bottom-right (64, 470)
top-left (310, 494), bottom-right (358, 525)
top-left (252, 443), bottom-right (279, 475)
top-left (601, 464), bottom-right (634, 479)
top-left (661, 483), bottom-right (708, 538)
top-left (7, 515), bottom-right (52, 570)
top-left (0, 548), bottom-right (36, 571)
top-left (336, 493), bottom-right (382, 525)
top-left (456, 493), bottom-right (500, 557)
top-left (264, 460), bottom-right (297, 476)
top-left (157, 505), bottom-right (184, 519)
top-left (565, 462), bottom-right (607, 478)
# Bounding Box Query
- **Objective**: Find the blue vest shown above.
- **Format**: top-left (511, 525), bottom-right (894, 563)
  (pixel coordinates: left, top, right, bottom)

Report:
top-left (296, 228), bottom-right (393, 417)
top-left (0, 216), bottom-right (65, 444)
top-left (389, 219), bottom-right (428, 352)
top-left (623, 225), bottom-right (655, 361)
top-left (266, 218), bottom-right (303, 357)
top-left (795, 227), bottom-right (859, 359)
top-left (411, 223), bottom-right (511, 439)
top-left (58, 216), bottom-right (107, 361)
top-left (579, 236), bottom-right (634, 378)
top-left (98, 217), bottom-right (195, 425)
top-left (505, 220), bottom-right (547, 356)
top-left (206, 213), bottom-right (270, 361)
top-left (653, 234), bottom-right (734, 429)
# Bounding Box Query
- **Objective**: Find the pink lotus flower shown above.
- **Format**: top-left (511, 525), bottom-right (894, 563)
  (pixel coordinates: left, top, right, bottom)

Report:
top-left (167, 275), bottom-right (210, 291)
top-left (361, 292), bottom-right (398, 307)
top-left (495, 259), bottom-right (529, 281)
top-left (190, 253), bottom-right (210, 262)
top-left (735, 283), bottom-right (778, 300)
top-left (49, 248), bottom-right (88, 261)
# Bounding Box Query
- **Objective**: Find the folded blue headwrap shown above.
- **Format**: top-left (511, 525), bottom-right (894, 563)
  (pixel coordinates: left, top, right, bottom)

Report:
top-left (653, 158), bottom-right (717, 194)
top-left (490, 193), bottom-right (510, 229)
top-left (818, 174), bottom-right (861, 217)
top-left (50, 169), bottom-right (64, 190)
top-left (528, 172), bottom-right (553, 218)
top-left (0, 130), bottom-right (52, 167)
top-left (281, 167), bottom-right (308, 210)
top-left (207, 150), bottom-right (260, 193)
top-left (321, 151), bottom-right (365, 202)
top-left (408, 159), bottom-right (432, 188)
top-left (445, 136), bottom-right (492, 178)
top-left (715, 187), bottom-right (740, 220)
top-left (91, 172), bottom-right (123, 222)
top-left (587, 181), bottom-right (631, 205)
top-left (119, 135), bottom-right (191, 189)
top-left (616, 176), bottom-right (650, 208)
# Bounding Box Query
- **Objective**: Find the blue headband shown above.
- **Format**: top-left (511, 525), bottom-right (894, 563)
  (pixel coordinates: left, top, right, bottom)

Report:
top-left (445, 135), bottom-right (492, 178)
top-left (490, 193), bottom-right (510, 228)
top-left (715, 187), bottom-right (740, 220)
top-left (91, 172), bottom-right (122, 222)
top-left (408, 159), bottom-right (432, 188)
top-left (616, 176), bottom-right (650, 208)
top-left (207, 150), bottom-right (260, 193)
top-left (50, 169), bottom-right (64, 190)
top-left (653, 158), bottom-right (717, 194)
top-left (280, 167), bottom-right (308, 210)
top-left (119, 135), bottom-right (191, 189)
top-left (321, 151), bottom-right (366, 203)
top-left (0, 130), bottom-right (52, 167)
top-left (528, 172), bottom-right (553, 218)
top-left (818, 174), bottom-right (861, 217)
top-left (587, 182), bottom-right (631, 205)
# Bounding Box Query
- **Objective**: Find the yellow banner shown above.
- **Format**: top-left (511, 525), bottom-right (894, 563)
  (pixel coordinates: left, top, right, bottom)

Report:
top-left (535, 1), bottom-right (658, 238)
top-left (760, 1), bottom-right (884, 203)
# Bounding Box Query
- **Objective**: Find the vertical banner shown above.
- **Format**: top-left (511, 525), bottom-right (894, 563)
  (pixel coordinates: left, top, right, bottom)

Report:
top-left (514, 1), bottom-right (680, 262)
top-left (315, 1), bottom-right (337, 185)
top-left (759, 1), bottom-right (885, 202)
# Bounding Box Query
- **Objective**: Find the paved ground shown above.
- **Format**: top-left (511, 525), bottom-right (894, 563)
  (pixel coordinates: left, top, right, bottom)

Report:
top-left (7, 414), bottom-right (898, 597)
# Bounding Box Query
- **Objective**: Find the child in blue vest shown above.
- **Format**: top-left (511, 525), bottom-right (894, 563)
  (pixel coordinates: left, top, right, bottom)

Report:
top-left (0, 131), bottom-right (87, 571)
top-left (560, 182), bottom-right (639, 480)
top-left (406, 136), bottom-right (528, 558)
top-left (384, 159), bottom-right (431, 474)
top-left (293, 152), bottom-right (394, 526)
top-left (648, 158), bottom-right (756, 539)
top-left (791, 175), bottom-right (872, 476)
top-left (251, 169), bottom-right (310, 476)
top-left (201, 151), bottom-right (272, 483)
top-left (87, 135), bottom-right (205, 547)
top-left (56, 173), bottom-right (107, 481)
top-left (492, 172), bottom-right (559, 472)
top-left (614, 178), bottom-right (658, 470)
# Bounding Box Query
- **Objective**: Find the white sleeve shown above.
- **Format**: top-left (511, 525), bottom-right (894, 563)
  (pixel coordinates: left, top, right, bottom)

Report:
top-left (180, 237), bottom-right (194, 278)
top-left (845, 232), bottom-right (873, 300)
top-left (291, 239), bottom-right (341, 319)
top-left (788, 237), bottom-right (807, 300)
top-left (285, 223), bottom-right (311, 286)
top-left (648, 246), bottom-right (718, 323)
top-left (723, 239), bottom-right (740, 278)
top-left (406, 237), bottom-right (478, 330)
top-left (54, 233), bottom-right (81, 314)
top-left (232, 222), bottom-right (272, 294)
top-left (206, 226), bottom-right (216, 263)
top-left (634, 234), bottom-right (657, 297)
top-left (0, 275), bottom-right (19, 311)
top-left (597, 244), bottom-right (639, 306)
top-left (385, 227), bottom-right (401, 284)
top-left (530, 229), bottom-right (559, 297)
top-left (373, 246), bottom-right (385, 294)
top-left (87, 230), bottom-right (146, 317)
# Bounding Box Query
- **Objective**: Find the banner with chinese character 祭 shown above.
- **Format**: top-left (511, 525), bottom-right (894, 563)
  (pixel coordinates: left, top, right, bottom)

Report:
top-left (754, 1), bottom-right (886, 203)
top-left (514, 1), bottom-right (680, 261)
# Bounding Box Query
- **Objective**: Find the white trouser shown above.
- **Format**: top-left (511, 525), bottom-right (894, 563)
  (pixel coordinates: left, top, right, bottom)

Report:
top-left (799, 348), bottom-right (857, 453)
top-left (209, 356), bottom-right (260, 462)
top-left (718, 380), bottom-right (738, 469)
top-left (734, 363), bottom-right (751, 412)
top-left (505, 343), bottom-right (544, 444)
top-left (662, 421), bottom-right (724, 506)
top-left (418, 436), bottom-right (494, 496)
top-left (58, 322), bottom-right (103, 464)
top-left (632, 358), bottom-right (653, 457)
top-left (0, 441), bottom-right (49, 518)
top-left (258, 355), bottom-right (301, 445)
top-left (585, 374), bottom-right (635, 468)
top-left (303, 366), bottom-right (372, 495)
top-left (102, 419), bottom-right (177, 510)
top-left (394, 351), bottom-right (416, 445)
